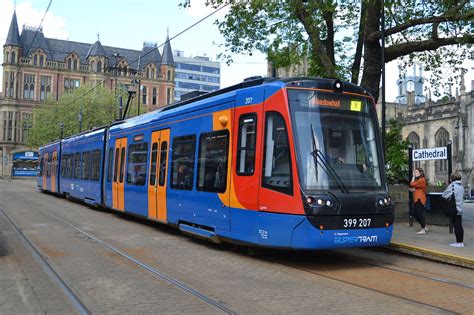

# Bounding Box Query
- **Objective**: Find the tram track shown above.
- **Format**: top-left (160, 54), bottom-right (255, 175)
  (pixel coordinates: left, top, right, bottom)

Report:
top-left (268, 250), bottom-right (473, 314)
top-left (3, 190), bottom-right (236, 315)
top-left (0, 206), bottom-right (91, 315)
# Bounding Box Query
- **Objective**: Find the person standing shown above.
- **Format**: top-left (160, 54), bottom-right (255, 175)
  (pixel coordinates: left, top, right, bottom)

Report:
top-left (409, 167), bottom-right (428, 234)
top-left (442, 172), bottom-right (464, 248)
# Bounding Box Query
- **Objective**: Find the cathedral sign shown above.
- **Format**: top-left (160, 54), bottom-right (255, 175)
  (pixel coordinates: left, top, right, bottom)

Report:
top-left (412, 146), bottom-right (447, 161)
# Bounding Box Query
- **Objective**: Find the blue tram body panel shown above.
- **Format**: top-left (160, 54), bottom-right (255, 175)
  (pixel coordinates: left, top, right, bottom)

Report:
top-left (60, 128), bottom-right (106, 206)
top-left (36, 77), bottom-right (394, 250)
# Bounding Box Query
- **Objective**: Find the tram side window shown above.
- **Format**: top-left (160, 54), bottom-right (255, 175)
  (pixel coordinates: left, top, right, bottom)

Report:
top-left (126, 142), bottom-right (148, 186)
top-left (170, 135), bottom-right (196, 190)
top-left (237, 113), bottom-right (256, 176)
top-left (149, 142), bottom-right (158, 186)
top-left (67, 154), bottom-right (74, 178)
top-left (158, 141), bottom-right (168, 186)
top-left (90, 150), bottom-right (101, 181)
top-left (107, 148), bottom-right (113, 182)
top-left (197, 130), bottom-right (229, 193)
top-left (46, 154), bottom-right (51, 177)
top-left (73, 153), bottom-right (81, 179)
top-left (262, 112), bottom-right (293, 195)
top-left (38, 156), bottom-right (43, 176)
top-left (61, 155), bottom-right (67, 177)
top-left (82, 151), bottom-right (90, 180)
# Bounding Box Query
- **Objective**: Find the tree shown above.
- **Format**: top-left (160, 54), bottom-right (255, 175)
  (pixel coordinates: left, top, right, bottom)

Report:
top-left (209, 0), bottom-right (473, 101)
top-left (385, 119), bottom-right (410, 184)
top-left (27, 84), bottom-right (137, 147)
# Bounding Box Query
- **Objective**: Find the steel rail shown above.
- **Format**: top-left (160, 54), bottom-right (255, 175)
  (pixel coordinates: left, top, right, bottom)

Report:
top-left (0, 207), bottom-right (91, 315)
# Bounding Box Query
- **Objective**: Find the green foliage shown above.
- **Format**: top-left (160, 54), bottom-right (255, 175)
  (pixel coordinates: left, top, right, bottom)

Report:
top-left (384, 119), bottom-right (410, 184)
top-left (211, 0), bottom-right (472, 94)
top-left (27, 84), bottom-right (138, 147)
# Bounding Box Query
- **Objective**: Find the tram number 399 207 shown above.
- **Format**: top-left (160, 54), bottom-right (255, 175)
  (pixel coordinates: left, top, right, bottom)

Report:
top-left (343, 218), bottom-right (372, 228)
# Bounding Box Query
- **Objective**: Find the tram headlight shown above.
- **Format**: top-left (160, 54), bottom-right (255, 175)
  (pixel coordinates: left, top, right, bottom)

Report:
top-left (317, 198), bottom-right (324, 206)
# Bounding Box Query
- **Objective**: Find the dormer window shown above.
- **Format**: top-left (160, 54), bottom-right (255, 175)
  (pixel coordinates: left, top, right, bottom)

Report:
top-left (67, 53), bottom-right (80, 70)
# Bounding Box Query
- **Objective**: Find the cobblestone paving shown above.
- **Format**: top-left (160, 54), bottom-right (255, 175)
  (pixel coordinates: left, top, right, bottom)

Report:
top-left (1, 180), bottom-right (472, 314)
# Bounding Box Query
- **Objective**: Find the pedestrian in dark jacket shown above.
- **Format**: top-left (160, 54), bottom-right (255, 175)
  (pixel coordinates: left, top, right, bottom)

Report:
top-left (409, 167), bottom-right (428, 234)
top-left (442, 172), bottom-right (464, 248)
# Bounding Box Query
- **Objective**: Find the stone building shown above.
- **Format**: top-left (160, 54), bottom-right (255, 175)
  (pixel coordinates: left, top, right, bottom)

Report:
top-left (377, 76), bottom-right (473, 195)
top-left (1, 10), bottom-right (175, 177)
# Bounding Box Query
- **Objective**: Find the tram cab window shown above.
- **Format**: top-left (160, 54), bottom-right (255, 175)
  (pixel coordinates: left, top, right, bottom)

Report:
top-left (237, 114), bottom-right (256, 176)
top-left (197, 130), bottom-right (229, 193)
top-left (262, 112), bottom-right (292, 195)
top-left (171, 135), bottom-right (196, 190)
top-left (126, 143), bottom-right (148, 186)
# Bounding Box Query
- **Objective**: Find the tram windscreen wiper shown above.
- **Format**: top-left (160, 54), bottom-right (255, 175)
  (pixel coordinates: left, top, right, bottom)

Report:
top-left (310, 124), bottom-right (349, 194)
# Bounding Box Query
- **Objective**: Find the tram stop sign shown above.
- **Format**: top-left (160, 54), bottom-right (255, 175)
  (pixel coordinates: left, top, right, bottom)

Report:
top-left (412, 146), bottom-right (447, 161)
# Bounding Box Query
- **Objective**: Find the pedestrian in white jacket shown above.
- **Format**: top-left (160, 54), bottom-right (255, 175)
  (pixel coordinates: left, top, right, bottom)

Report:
top-left (442, 173), bottom-right (464, 247)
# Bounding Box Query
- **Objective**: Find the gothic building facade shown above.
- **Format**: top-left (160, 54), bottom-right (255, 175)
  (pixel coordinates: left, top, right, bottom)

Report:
top-left (377, 77), bottom-right (473, 195)
top-left (1, 11), bottom-right (175, 177)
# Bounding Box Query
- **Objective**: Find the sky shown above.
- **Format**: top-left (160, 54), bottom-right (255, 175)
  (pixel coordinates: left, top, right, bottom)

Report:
top-left (0, 0), bottom-right (472, 102)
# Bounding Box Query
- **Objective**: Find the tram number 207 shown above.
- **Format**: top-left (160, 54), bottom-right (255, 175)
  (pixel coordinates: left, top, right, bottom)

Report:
top-left (343, 218), bottom-right (372, 228)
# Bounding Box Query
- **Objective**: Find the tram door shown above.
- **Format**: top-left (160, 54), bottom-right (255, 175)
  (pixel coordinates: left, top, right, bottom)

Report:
top-left (51, 151), bottom-right (57, 193)
top-left (112, 137), bottom-right (128, 211)
top-left (42, 152), bottom-right (48, 189)
top-left (148, 129), bottom-right (170, 222)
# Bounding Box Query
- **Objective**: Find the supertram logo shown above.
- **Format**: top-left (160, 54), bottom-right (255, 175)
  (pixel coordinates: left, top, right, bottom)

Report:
top-left (333, 233), bottom-right (378, 244)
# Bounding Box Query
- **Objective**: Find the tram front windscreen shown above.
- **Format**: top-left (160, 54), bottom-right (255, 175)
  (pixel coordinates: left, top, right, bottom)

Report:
top-left (287, 89), bottom-right (385, 193)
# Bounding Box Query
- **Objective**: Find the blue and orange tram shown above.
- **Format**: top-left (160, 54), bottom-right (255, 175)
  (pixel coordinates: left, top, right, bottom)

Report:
top-left (37, 77), bottom-right (394, 249)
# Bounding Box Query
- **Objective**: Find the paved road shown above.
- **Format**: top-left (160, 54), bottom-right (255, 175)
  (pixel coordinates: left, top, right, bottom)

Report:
top-left (1, 179), bottom-right (473, 314)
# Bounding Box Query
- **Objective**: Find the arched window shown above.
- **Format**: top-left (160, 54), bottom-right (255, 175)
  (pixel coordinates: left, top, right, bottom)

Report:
top-left (34, 55), bottom-right (38, 65)
top-left (167, 70), bottom-right (171, 81)
top-left (435, 128), bottom-right (449, 172)
top-left (39, 55), bottom-right (44, 66)
top-left (146, 68), bottom-right (150, 79)
top-left (73, 60), bottom-right (78, 71)
top-left (152, 87), bottom-right (157, 105)
top-left (142, 87), bottom-right (147, 105)
top-left (408, 132), bottom-right (421, 168)
top-left (91, 61), bottom-right (96, 72)
top-left (5, 51), bottom-right (9, 63)
top-left (11, 51), bottom-right (16, 63)
top-left (68, 59), bottom-right (72, 70)
top-left (97, 60), bottom-right (102, 72)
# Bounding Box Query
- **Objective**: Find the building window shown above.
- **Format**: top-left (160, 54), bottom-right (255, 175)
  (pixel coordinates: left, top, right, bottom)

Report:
top-left (68, 59), bottom-right (72, 70)
top-left (142, 87), bottom-right (147, 105)
top-left (5, 52), bottom-right (9, 63)
top-left (3, 112), bottom-right (14, 141)
top-left (167, 88), bottom-right (171, 105)
top-left (39, 55), bottom-right (44, 66)
top-left (408, 132), bottom-right (421, 169)
top-left (435, 128), bottom-right (449, 172)
top-left (237, 113), bottom-right (257, 175)
top-left (262, 112), bottom-right (292, 195)
top-left (197, 130), bottom-right (229, 193)
top-left (152, 87), bottom-right (157, 105)
top-left (8, 72), bottom-right (14, 97)
top-left (34, 55), bottom-right (38, 65)
top-left (40, 75), bottom-right (52, 101)
top-left (171, 135), bottom-right (196, 190)
top-left (64, 78), bottom-right (80, 93)
top-left (167, 70), bottom-right (171, 81)
top-left (97, 60), bottom-right (102, 72)
top-left (23, 74), bottom-right (35, 100)
top-left (11, 51), bottom-right (16, 63)
top-left (21, 113), bottom-right (31, 143)
top-left (73, 60), bottom-right (78, 70)
top-left (126, 142), bottom-right (148, 186)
